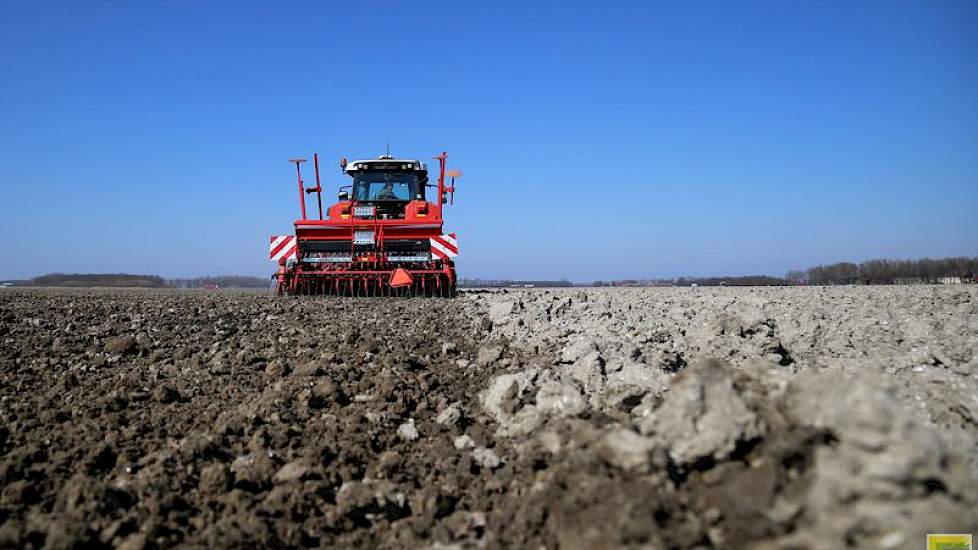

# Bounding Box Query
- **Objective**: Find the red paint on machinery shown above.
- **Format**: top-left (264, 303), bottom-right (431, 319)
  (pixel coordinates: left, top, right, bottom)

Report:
top-left (271, 151), bottom-right (460, 297)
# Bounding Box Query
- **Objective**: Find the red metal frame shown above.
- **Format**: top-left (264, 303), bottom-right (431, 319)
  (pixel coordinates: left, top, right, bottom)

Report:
top-left (312, 153), bottom-right (324, 220)
top-left (276, 151), bottom-right (458, 297)
top-left (291, 160), bottom-right (307, 220)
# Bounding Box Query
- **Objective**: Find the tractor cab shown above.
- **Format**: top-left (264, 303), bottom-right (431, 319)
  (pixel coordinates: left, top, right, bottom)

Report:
top-left (343, 155), bottom-right (429, 219)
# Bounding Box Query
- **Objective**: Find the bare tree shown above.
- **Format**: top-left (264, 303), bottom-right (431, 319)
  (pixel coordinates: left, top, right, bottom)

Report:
top-left (785, 270), bottom-right (806, 285)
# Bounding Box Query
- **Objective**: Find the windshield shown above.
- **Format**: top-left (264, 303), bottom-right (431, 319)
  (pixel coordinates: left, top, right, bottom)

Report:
top-left (353, 171), bottom-right (419, 202)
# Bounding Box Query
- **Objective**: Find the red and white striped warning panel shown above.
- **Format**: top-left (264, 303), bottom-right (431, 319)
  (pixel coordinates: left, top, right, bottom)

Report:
top-left (269, 235), bottom-right (297, 262)
top-left (430, 233), bottom-right (459, 260)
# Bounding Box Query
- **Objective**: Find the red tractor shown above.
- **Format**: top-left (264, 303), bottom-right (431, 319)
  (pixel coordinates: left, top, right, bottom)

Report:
top-left (270, 152), bottom-right (460, 297)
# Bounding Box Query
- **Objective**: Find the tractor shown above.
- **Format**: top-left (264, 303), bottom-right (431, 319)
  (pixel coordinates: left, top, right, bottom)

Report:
top-left (270, 152), bottom-right (460, 297)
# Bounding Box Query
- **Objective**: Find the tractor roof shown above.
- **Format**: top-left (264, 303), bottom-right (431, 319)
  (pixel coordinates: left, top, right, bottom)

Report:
top-left (345, 155), bottom-right (427, 175)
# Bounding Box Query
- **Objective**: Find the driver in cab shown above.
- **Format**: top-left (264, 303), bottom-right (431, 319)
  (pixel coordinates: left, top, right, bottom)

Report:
top-left (375, 182), bottom-right (397, 200)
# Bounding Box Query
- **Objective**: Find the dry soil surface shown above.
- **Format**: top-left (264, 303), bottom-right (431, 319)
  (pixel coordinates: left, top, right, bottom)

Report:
top-left (1, 287), bottom-right (976, 549)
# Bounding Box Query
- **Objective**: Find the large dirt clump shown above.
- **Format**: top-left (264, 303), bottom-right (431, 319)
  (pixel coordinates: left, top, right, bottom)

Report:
top-left (472, 286), bottom-right (978, 548)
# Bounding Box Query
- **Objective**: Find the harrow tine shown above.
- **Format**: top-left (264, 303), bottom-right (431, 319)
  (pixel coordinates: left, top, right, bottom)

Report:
top-left (282, 265), bottom-right (457, 298)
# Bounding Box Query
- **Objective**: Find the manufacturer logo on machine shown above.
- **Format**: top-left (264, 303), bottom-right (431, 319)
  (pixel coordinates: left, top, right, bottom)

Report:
top-left (353, 230), bottom-right (376, 245)
top-left (928, 534), bottom-right (973, 550)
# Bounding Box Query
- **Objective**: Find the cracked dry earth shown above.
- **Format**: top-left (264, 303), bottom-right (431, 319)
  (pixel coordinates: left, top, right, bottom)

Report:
top-left (1, 287), bottom-right (977, 549)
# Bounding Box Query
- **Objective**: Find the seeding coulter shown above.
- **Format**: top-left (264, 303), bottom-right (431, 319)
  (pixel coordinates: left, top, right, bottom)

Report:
top-left (270, 151), bottom-right (460, 297)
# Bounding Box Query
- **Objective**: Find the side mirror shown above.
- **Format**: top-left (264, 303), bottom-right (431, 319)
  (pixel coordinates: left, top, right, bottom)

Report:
top-left (338, 191), bottom-right (350, 201)
top-left (441, 193), bottom-right (448, 204)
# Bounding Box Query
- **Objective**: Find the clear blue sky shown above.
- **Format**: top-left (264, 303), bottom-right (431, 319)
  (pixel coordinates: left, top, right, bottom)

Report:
top-left (1, 1), bottom-right (976, 281)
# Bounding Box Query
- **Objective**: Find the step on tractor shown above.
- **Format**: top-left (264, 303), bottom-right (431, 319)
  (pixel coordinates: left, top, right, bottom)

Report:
top-left (270, 151), bottom-right (460, 297)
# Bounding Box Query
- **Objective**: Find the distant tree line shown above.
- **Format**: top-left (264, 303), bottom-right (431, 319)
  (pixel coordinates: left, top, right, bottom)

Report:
top-left (21, 256), bottom-right (977, 290)
top-left (787, 256), bottom-right (978, 285)
top-left (22, 273), bottom-right (270, 289)
top-left (30, 273), bottom-right (168, 287)
top-left (676, 275), bottom-right (786, 287)
top-left (459, 278), bottom-right (574, 288)
top-left (594, 276), bottom-right (787, 287)
top-left (588, 256), bottom-right (978, 287)
top-left (169, 276), bottom-right (270, 289)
